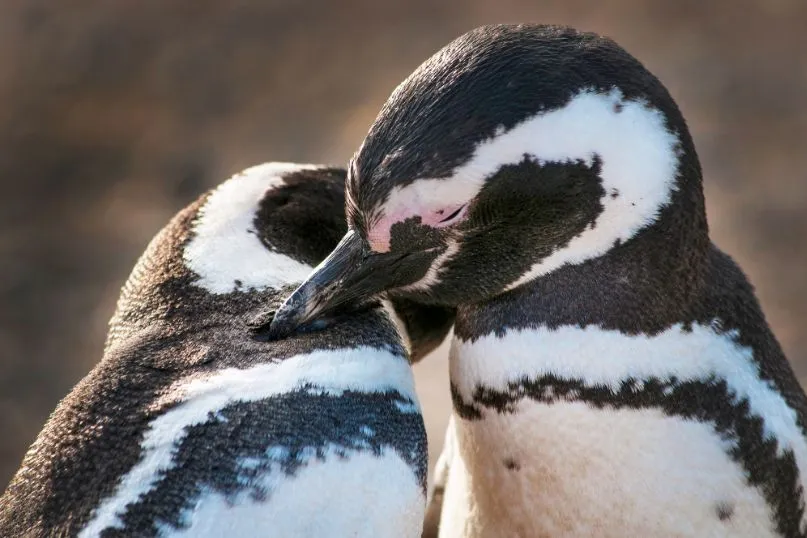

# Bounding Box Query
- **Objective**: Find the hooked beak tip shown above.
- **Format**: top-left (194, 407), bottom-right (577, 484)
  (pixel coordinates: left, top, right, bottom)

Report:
top-left (262, 315), bottom-right (301, 341)
top-left (250, 229), bottom-right (410, 341)
top-left (248, 286), bottom-right (320, 341)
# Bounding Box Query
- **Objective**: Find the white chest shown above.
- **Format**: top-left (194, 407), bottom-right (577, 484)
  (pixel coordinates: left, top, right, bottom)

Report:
top-left (440, 401), bottom-right (776, 538)
top-left (439, 324), bottom-right (806, 538)
top-left (170, 448), bottom-right (425, 538)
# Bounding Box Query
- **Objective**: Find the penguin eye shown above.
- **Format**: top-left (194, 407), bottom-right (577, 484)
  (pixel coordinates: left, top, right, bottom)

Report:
top-left (436, 204), bottom-right (467, 226)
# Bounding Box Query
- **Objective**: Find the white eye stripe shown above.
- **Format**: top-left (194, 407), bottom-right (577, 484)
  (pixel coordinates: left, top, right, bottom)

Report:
top-left (371, 88), bottom-right (679, 290)
top-left (501, 89), bottom-right (679, 290)
top-left (183, 162), bottom-right (321, 293)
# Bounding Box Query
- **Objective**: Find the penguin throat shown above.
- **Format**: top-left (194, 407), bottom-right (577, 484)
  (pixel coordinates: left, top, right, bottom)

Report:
top-left (475, 208), bottom-right (710, 336)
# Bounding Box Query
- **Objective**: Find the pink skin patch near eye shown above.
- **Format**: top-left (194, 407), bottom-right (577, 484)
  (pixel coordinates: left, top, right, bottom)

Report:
top-left (366, 203), bottom-right (468, 253)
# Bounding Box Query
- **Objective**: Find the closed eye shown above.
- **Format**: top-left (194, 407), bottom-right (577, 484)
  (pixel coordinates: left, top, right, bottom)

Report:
top-left (438, 204), bottom-right (466, 224)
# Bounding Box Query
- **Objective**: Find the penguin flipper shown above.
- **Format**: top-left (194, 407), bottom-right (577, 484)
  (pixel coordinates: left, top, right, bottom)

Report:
top-left (421, 478), bottom-right (446, 538)
top-left (422, 417), bottom-right (456, 538)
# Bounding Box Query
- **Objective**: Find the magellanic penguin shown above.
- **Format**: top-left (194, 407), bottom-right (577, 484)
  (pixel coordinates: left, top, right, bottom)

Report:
top-left (0, 162), bottom-right (453, 537)
top-left (265, 25), bottom-right (807, 538)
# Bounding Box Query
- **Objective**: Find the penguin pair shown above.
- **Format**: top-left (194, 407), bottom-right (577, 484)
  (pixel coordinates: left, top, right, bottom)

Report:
top-left (268, 25), bottom-right (807, 538)
top-left (0, 163), bottom-right (453, 537)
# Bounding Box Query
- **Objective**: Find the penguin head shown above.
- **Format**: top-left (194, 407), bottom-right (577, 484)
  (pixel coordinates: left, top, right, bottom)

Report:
top-left (268, 24), bottom-right (706, 338)
top-left (107, 162), bottom-right (452, 364)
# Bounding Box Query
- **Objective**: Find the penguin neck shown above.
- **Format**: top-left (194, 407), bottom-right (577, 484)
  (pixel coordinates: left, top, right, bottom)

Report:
top-left (455, 193), bottom-right (710, 340)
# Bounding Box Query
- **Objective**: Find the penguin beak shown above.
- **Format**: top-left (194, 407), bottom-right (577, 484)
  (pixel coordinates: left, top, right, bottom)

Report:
top-left (263, 230), bottom-right (436, 339)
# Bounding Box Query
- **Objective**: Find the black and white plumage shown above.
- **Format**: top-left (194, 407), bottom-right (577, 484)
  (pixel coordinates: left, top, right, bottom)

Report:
top-left (267, 25), bottom-right (807, 537)
top-left (0, 162), bottom-right (452, 537)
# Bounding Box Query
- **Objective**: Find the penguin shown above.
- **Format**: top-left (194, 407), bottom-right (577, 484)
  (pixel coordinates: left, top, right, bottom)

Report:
top-left (264, 25), bottom-right (807, 538)
top-left (0, 162), bottom-right (453, 537)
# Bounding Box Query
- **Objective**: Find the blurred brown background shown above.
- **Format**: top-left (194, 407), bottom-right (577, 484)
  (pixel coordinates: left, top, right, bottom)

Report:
top-left (1, 0), bottom-right (806, 488)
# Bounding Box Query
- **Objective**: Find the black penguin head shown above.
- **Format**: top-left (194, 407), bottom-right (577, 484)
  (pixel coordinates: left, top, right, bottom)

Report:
top-left (268, 24), bottom-right (705, 338)
top-left (105, 163), bottom-right (349, 353)
top-left (108, 162), bottom-right (452, 363)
